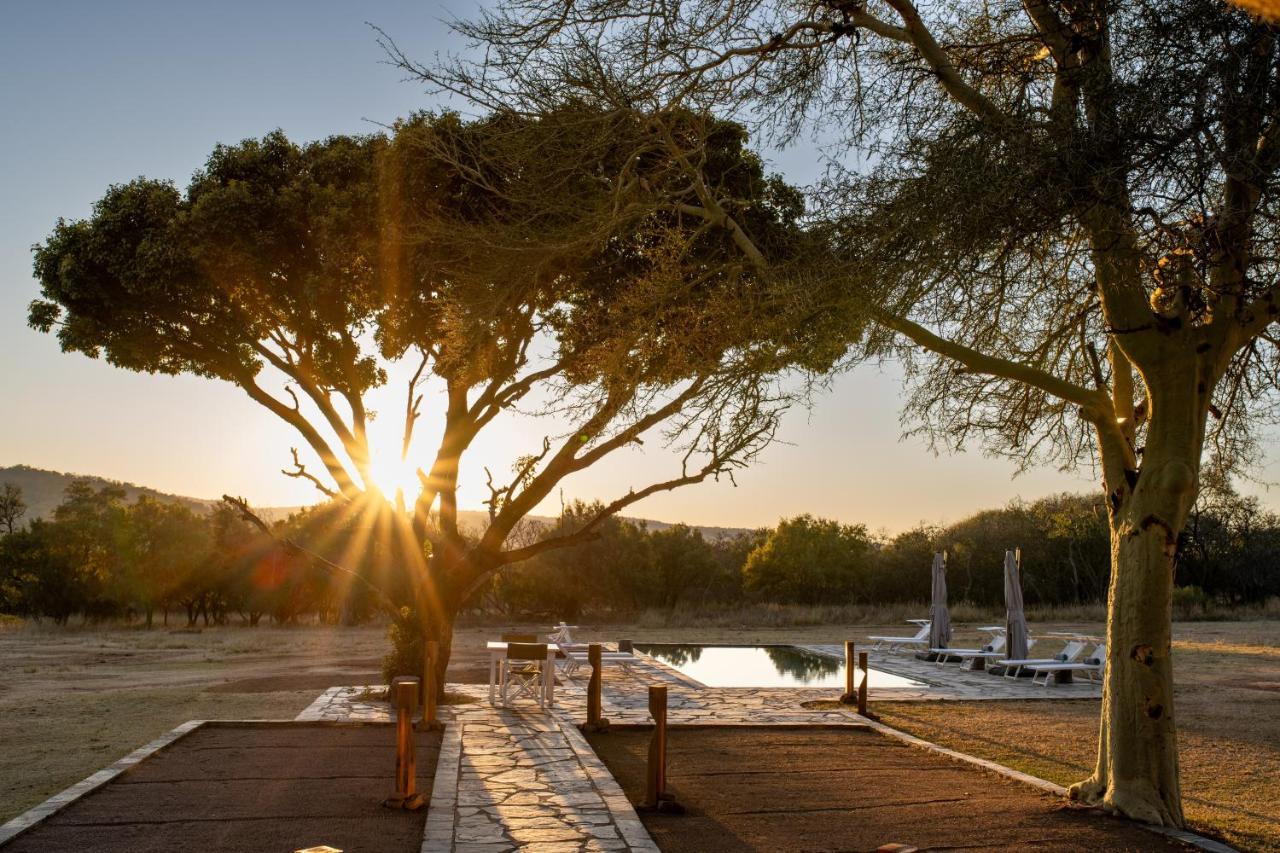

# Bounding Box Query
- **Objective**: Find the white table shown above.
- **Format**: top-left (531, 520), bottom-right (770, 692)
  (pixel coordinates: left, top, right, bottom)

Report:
top-left (487, 641), bottom-right (558, 706)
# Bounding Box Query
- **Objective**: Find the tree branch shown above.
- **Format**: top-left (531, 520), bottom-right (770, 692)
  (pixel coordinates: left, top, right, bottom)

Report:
top-left (282, 447), bottom-right (340, 500)
top-left (876, 309), bottom-right (1109, 415)
top-left (882, 0), bottom-right (1018, 133)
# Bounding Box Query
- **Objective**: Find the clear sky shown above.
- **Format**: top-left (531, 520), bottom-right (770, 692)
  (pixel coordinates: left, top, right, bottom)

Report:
top-left (2, 1), bottom-right (1274, 532)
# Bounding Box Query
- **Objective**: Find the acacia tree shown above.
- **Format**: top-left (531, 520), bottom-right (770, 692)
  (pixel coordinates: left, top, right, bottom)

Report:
top-left (0, 484), bottom-right (25, 536)
top-left (424, 0), bottom-right (1280, 825)
top-left (30, 110), bottom-right (837, 688)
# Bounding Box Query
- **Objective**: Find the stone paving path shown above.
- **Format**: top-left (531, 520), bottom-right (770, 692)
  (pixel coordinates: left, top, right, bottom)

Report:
top-left (300, 684), bottom-right (658, 852)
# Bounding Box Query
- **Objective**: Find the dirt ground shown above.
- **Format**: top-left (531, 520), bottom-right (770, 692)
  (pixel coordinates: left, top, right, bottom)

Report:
top-left (587, 726), bottom-right (1188, 852)
top-left (2, 722), bottom-right (440, 853)
top-left (0, 618), bottom-right (1276, 849)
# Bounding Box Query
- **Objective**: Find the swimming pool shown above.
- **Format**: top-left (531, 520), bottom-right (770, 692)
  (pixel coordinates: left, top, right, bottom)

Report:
top-left (634, 644), bottom-right (925, 689)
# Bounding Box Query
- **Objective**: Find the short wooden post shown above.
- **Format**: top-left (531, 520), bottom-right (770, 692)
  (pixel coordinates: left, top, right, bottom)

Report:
top-left (385, 676), bottom-right (426, 810)
top-left (579, 643), bottom-right (611, 732)
top-left (645, 684), bottom-right (667, 806)
top-left (840, 641), bottom-right (857, 704)
top-left (639, 684), bottom-right (683, 813)
top-left (858, 652), bottom-right (869, 716)
top-left (419, 640), bottom-right (441, 731)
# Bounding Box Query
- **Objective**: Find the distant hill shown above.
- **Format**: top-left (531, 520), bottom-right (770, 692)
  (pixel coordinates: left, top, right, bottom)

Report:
top-left (0, 465), bottom-right (750, 540)
top-left (0, 465), bottom-right (302, 524)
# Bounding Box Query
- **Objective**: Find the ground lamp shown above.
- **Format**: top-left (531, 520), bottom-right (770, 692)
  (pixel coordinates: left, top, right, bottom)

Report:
top-left (384, 676), bottom-right (426, 811)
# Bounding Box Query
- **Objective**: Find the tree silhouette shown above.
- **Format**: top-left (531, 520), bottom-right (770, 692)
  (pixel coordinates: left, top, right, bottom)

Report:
top-left (31, 110), bottom-right (840, 689)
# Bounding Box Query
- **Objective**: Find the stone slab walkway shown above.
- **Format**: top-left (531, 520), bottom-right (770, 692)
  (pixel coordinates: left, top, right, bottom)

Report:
top-left (300, 685), bottom-right (658, 852)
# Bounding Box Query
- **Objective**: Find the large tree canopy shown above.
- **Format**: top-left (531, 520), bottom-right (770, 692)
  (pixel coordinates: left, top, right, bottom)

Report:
top-left (413, 0), bottom-right (1280, 827)
top-left (30, 107), bottom-right (843, 687)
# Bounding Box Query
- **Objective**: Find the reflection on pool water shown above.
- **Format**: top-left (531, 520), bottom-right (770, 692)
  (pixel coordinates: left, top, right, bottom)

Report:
top-left (634, 644), bottom-right (925, 689)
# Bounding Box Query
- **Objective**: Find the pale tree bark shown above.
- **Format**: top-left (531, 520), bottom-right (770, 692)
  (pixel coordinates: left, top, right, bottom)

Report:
top-left (1073, 365), bottom-right (1208, 825)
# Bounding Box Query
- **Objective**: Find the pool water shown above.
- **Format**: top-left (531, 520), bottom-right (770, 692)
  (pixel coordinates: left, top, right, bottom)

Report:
top-left (634, 644), bottom-right (925, 689)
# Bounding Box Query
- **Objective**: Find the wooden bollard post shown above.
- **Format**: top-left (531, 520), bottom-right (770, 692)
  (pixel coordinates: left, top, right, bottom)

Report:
top-left (384, 676), bottom-right (426, 811)
top-left (858, 652), bottom-right (869, 717)
top-left (840, 641), bottom-right (857, 704)
top-left (639, 684), bottom-right (683, 814)
top-left (579, 643), bottom-right (610, 732)
top-left (419, 640), bottom-right (442, 731)
top-left (645, 684), bottom-right (666, 806)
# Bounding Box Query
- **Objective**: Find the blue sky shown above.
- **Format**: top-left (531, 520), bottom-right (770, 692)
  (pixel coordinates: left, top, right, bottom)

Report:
top-left (6, 1), bottom-right (1265, 531)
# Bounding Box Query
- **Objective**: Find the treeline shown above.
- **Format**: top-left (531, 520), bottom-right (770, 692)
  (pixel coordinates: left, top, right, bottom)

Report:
top-left (485, 487), bottom-right (1280, 617)
top-left (0, 480), bottom-right (389, 626)
top-left (2, 478), bottom-right (1277, 626)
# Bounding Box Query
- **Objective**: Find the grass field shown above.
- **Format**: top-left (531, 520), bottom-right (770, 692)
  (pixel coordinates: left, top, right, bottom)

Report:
top-left (0, 618), bottom-right (1276, 849)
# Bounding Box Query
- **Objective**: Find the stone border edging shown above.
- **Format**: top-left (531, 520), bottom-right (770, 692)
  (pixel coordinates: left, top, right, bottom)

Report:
top-left (0, 718), bottom-right (206, 848)
top-left (297, 685), bottom-right (344, 720)
top-left (555, 712), bottom-right (661, 852)
top-left (421, 721), bottom-right (461, 852)
top-left (852, 712), bottom-right (1238, 853)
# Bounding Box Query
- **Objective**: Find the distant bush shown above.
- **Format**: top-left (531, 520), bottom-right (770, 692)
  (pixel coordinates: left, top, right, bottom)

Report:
top-left (382, 610), bottom-right (423, 686)
top-left (1172, 585), bottom-right (1210, 618)
top-left (742, 515), bottom-right (875, 604)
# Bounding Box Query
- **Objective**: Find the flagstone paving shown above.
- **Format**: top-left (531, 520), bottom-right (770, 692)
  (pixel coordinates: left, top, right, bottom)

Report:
top-left (295, 644), bottom-right (1099, 851)
top-left (801, 644), bottom-right (1103, 700)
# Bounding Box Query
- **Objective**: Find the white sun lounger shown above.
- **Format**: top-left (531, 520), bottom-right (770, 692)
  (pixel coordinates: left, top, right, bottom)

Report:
top-left (931, 633), bottom-right (1007, 669)
top-left (996, 639), bottom-right (1087, 679)
top-left (557, 643), bottom-right (636, 677)
top-left (1027, 644), bottom-right (1106, 686)
top-left (868, 622), bottom-right (931, 653)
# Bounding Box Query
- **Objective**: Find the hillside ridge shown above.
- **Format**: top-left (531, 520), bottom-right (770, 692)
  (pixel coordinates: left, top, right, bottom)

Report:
top-left (0, 465), bottom-right (750, 539)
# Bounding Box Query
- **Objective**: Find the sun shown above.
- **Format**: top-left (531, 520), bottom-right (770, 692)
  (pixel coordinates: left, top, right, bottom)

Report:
top-left (368, 455), bottom-right (422, 502)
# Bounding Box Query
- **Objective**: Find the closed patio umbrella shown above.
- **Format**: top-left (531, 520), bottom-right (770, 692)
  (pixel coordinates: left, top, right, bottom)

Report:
top-left (928, 552), bottom-right (951, 651)
top-left (1004, 549), bottom-right (1030, 660)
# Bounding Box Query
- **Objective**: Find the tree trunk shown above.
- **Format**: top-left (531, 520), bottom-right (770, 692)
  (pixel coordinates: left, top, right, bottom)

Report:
top-left (421, 605), bottom-right (456, 701)
top-left (144, 607), bottom-right (153, 630)
top-left (1071, 376), bottom-right (1204, 827)
top-left (414, 549), bottom-right (495, 701)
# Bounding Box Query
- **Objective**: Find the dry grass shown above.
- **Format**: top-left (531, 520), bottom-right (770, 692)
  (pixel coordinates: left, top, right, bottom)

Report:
top-left (0, 623), bottom-right (392, 823)
top-left (871, 629), bottom-right (1280, 852)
